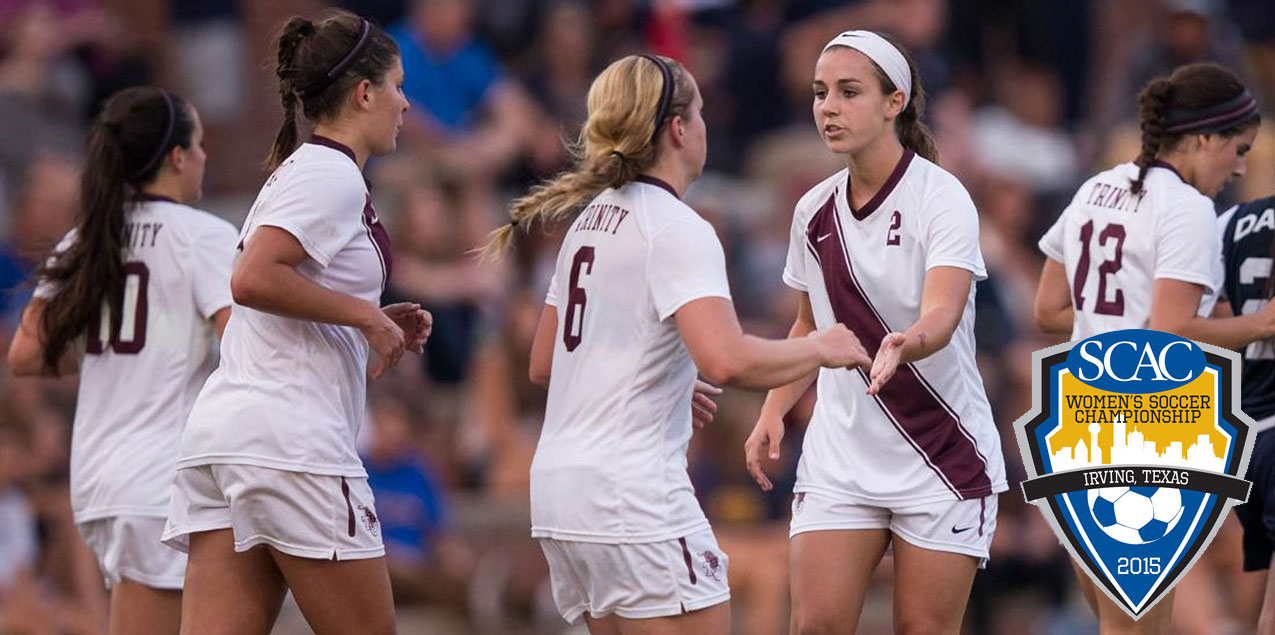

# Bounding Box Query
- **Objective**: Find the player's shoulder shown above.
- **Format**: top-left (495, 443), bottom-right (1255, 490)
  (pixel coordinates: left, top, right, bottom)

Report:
top-left (274, 143), bottom-right (365, 190)
top-left (903, 154), bottom-right (972, 204)
top-left (793, 168), bottom-right (847, 219)
top-left (146, 202), bottom-right (236, 237)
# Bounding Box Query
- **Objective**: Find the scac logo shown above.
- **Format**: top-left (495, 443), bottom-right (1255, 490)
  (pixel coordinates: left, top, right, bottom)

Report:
top-left (1015, 329), bottom-right (1254, 619)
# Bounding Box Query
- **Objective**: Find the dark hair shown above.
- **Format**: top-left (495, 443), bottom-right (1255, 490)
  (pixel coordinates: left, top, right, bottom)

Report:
top-left (862, 33), bottom-right (937, 163)
top-left (1131, 63), bottom-right (1260, 196)
top-left (266, 10), bottom-right (400, 170)
top-left (36, 86), bottom-right (195, 373)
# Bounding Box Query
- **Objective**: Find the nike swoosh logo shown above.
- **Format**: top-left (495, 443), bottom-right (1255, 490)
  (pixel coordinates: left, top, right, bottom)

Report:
top-left (951, 526), bottom-right (972, 534)
top-left (816, 233), bottom-right (833, 242)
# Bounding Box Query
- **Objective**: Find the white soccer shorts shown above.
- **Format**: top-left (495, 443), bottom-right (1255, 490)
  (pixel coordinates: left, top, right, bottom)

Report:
top-left (162, 464), bottom-right (384, 561)
top-left (789, 489), bottom-right (997, 566)
top-left (538, 528), bottom-right (731, 624)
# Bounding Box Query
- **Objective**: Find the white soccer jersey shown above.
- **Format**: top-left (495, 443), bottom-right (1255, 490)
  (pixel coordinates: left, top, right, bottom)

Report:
top-left (177, 137), bottom-right (392, 477)
top-left (1039, 162), bottom-right (1219, 341)
top-left (783, 151), bottom-right (1007, 505)
top-left (530, 176), bottom-right (732, 544)
top-left (34, 199), bottom-right (237, 523)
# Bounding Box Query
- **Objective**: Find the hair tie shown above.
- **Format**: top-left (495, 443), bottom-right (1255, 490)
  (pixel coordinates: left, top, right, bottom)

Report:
top-left (132, 89), bottom-right (176, 181)
top-left (301, 18), bottom-right (372, 97)
top-left (510, 218), bottom-right (520, 227)
top-left (610, 150), bottom-right (626, 161)
top-left (638, 54), bottom-right (674, 144)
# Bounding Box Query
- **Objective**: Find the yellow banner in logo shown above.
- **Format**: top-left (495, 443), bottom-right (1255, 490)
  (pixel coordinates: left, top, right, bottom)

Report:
top-left (1049, 372), bottom-right (1225, 467)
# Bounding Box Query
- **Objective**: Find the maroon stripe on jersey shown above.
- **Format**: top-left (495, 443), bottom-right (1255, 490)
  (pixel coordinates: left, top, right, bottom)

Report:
top-left (806, 193), bottom-right (993, 499)
top-left (679, 537), bottom-right (698, 585)
top-left (846, 150), bottom-right (914, 220)
top-left (362, 195), bottom-right (393, 286)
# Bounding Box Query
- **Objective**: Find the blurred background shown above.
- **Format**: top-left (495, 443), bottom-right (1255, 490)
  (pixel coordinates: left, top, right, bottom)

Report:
top-left (0, 0), bottom-right (1273, 633)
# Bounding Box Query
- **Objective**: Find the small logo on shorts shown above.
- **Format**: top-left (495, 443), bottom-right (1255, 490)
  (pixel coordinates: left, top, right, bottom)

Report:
top-left (793, 492), bottom-right (806, 514)
top-left (951, 525), bottom-right (973, 534)
top-left (698, 550), bottom-right (722, 581)
top-left (358, 505), bottom-right (380, 537)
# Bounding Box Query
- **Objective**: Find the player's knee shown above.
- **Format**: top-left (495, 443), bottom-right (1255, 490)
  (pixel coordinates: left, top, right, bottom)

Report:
top-left (792, 606), bottom-right (848, 635)
top-left (895, 613), bottom-right (953, 635)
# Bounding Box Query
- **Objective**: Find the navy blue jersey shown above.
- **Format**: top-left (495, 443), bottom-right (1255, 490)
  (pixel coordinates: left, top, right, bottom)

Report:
top-left (1220, 195), bottom-right (1275, 422)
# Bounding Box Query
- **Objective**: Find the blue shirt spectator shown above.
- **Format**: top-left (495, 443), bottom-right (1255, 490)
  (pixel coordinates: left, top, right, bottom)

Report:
top-left (389, 5), bottom-right (503, 133)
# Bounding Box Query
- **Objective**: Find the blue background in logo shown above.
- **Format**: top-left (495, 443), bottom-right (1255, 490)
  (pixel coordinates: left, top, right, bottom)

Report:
top-left (1055, 489), bottom-right (1216, 608)
top-left (1065, 329), bottom-right (1205, 394)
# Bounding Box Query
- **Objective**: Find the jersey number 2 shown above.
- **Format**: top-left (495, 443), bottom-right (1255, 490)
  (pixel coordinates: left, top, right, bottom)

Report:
top-left (563, 247), bottom-right (595, 352)
top-left (86, 261), bottom-right (149, 355)
top-left (1073, 220), bottom-right (1126, 316)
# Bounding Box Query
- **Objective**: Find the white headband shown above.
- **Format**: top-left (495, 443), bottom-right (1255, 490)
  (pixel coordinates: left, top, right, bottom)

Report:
top-left (822, 30), bottom-right (911, 109)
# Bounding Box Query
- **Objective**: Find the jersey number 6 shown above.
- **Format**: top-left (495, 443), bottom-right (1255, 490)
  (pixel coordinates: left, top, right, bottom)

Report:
top-left (563, 246), bottom-right (596, 352)
top-left (86, 261), bottom-right (149, 355)
top-left (1073, 220), bottom-right (1126, 316)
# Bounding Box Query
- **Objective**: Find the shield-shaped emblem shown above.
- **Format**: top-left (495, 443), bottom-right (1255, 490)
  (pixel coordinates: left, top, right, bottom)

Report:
top-left (1015, 329), bottom-right (1254, 619)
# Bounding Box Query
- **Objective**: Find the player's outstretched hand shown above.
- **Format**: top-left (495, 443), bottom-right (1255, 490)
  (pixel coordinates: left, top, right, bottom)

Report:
top-left (811, 323), bottom-right (871, 369)
top-left (867, 331), bottom-right (906, 395)
top-left (383, 302), bottom-right (432, 354)
top-left (744, 415), bottom-right (784, 491)
top-left (361, 306), bottom-right (406, 380)
top-left (692, 379), bottom-right (721, 429)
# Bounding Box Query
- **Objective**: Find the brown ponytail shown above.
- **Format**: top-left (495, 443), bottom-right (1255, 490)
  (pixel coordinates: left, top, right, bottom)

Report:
top-left (1131, 78), bottom-right (1174, 196)
top-left (37, 87), bottom-right (195, 373)
top-left (478, 55), bottom-right (695, 260)
top-left (860, 33), bottom-right (937, 163)
top-left (265, 10), bottom-right (399, 170)
top-left (1130, 63), bottom-right (1260, 196)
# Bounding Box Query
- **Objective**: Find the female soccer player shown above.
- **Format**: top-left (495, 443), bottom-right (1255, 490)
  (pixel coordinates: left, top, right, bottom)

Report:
top-left (1216, 191), bottom-right (1275, 634)
top-left (159, 12), bottom-right (428, 634)
top-left (744, 31), bottom-right (1007, 634)
top-left (484, 54), bottom-right (871, 634)
top-left (1035, 62), bottom-right (1270, 633)
top-left (8, 86), bottom-right (233, 635)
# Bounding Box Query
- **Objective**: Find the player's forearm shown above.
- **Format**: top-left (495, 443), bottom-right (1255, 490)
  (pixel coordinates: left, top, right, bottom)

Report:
top-left (897, 305), bottom-right (962, 363)
top-left (758, 316), bottom-right (820, 419)
top-left (1171, 313), bottom-right (1275, 351)
top-left (231, 262), bottom-right (379, 329)
top-left (722, 335), bottom-right (825, 391)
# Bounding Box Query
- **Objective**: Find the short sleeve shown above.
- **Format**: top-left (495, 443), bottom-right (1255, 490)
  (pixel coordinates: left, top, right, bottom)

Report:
top-left (191, 219), bottom-right (239, 319)
top-left (33, 229), bottom-right (78, 300)
top-left (1039, 213), bottom-right (1067, 263)
top-left (648, 216), bottom-right (732, 321)
top-left (1154, 197), bottom-right (1218, 293)
top-left (921, 184), bottom-right (988, 280)
top-left (256, 162), bottom-right (365, 267)
top-left (782, 208), bottom-right (809, 292)
top-left (545, 271), bottom-right (561, 307)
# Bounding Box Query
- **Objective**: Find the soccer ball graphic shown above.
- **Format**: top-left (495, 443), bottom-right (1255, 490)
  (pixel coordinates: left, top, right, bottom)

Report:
top-left (1088, 486), bottom-right (1185, 545)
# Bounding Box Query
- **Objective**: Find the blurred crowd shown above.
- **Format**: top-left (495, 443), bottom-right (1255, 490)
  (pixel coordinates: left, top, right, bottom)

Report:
top-left (3, 0), bottom-right (1275, 633)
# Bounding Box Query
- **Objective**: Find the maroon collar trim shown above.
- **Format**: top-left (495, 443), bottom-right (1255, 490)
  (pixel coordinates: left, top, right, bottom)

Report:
top-left (635, 174), bottom-right (680, 199)
top-left (309, 135), bottom-right (358, 164)
top-left (134, 192), bottom-right (179, 204)
top-left (1151, 160), bottom-right (1187, 184)
top-left (846, 149), bottom-right (914, 221)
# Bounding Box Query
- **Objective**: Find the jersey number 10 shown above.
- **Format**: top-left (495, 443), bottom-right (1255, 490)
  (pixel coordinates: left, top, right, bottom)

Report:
top-left (86, 261), bottom-right (149, 355)
top-left (1073, 220), bottom-right (1126, 316)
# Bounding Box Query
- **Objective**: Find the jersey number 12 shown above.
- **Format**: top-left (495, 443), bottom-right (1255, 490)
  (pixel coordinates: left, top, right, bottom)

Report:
top-left (1073, 221), bottom-right (1126, 316)
top-left (86, 261), bottom-right (149, 355)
